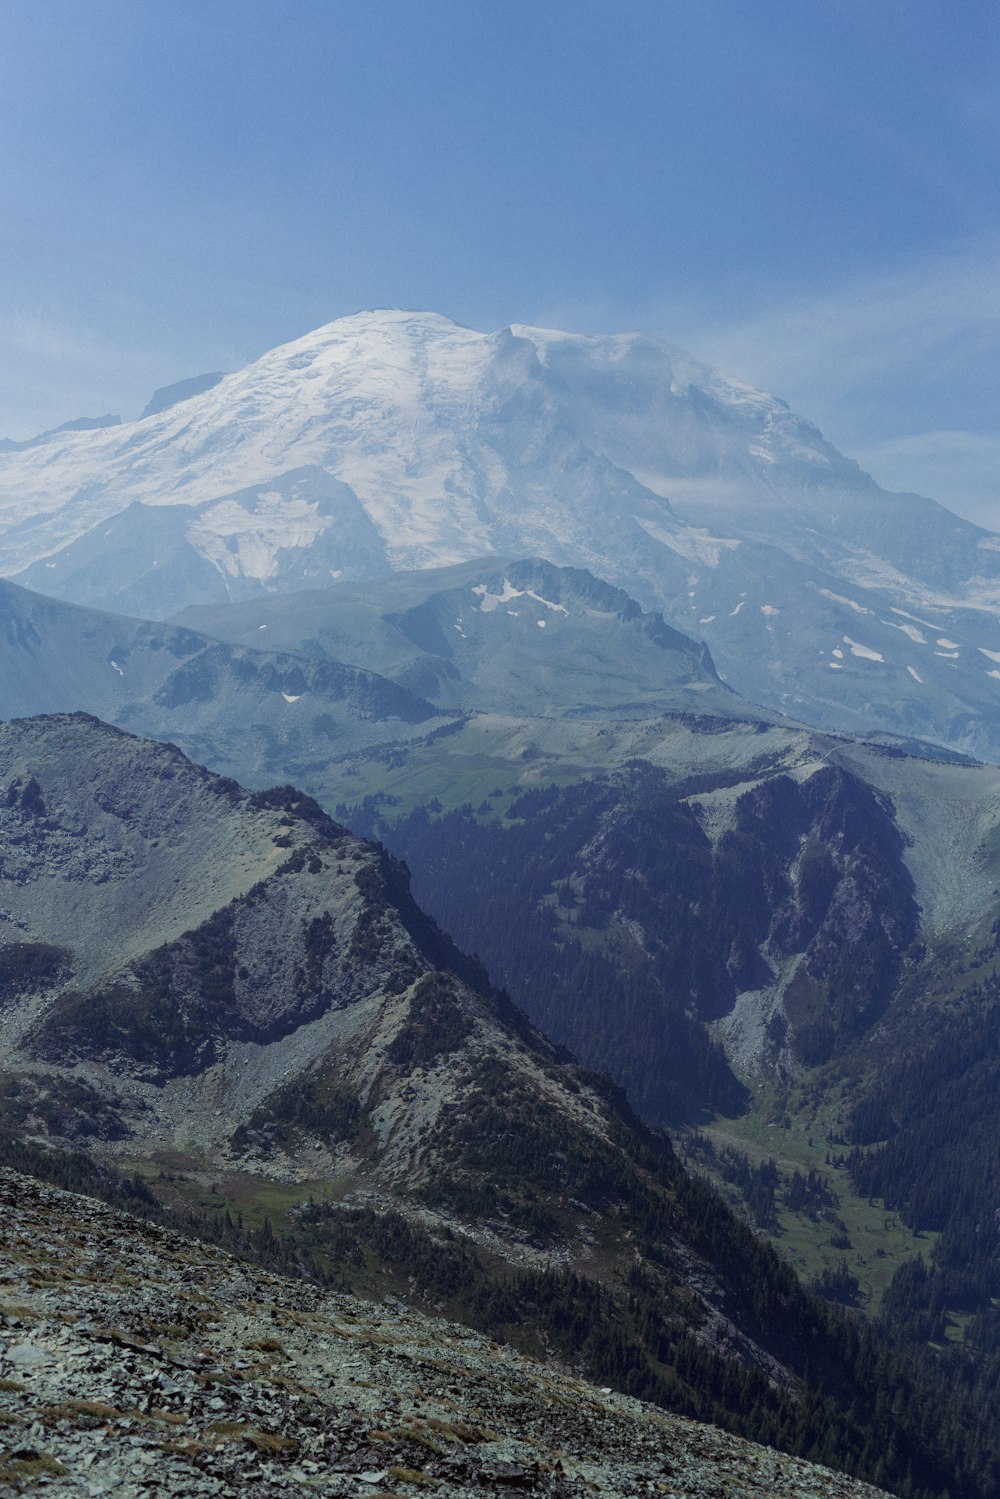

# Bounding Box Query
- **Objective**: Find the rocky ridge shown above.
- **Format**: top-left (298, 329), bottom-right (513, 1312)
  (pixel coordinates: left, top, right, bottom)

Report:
top-left (0, 1169), bottom-right (891, 1499)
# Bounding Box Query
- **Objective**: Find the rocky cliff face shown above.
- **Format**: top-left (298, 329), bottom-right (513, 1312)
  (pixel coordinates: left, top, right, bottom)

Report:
top-left (348, 741), bottom-right (926, 1124)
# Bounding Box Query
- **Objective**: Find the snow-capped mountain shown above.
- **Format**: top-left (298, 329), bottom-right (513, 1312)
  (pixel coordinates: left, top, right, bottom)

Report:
top-left (3, 309), bottom-right (1000, 756)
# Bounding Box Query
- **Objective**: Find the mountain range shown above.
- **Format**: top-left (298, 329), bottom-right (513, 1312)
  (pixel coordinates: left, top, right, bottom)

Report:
top-left (2, 310), bottom-right (1000, 758)
top-left (174, 554), bottom-right (732, 718)
top-left (0, 555), bottom-right (743, 796)
top-left (7, 526), bottom-right (1000, 1315)
top-left (0, 570), bottom-right (446, 789)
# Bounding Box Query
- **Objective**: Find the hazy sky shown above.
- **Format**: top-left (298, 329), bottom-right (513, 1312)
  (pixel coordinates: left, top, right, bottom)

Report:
top-left (3, 0), bottom-right (999, 523)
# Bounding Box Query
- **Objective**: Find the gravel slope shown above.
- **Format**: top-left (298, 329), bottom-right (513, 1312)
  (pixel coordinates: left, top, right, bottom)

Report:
top-left (0, 1170), bottom-right (892, 1499)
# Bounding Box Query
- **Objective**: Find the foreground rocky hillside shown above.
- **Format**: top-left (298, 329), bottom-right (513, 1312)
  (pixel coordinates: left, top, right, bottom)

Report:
top-left (0, 1170), bottom-right (892, 1499)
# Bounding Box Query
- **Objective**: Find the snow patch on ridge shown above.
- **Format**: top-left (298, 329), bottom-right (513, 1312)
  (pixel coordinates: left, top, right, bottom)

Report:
top-left (818, 587), bottom-right (870, 615)
top-left (472, 580), bottom-right (568, 615)
top-left (892, 622), bottom-right (927, 644)
top-left (843, 636), bottom-right (885, 662)
top-left (891, 607), bottom-right (938, 630)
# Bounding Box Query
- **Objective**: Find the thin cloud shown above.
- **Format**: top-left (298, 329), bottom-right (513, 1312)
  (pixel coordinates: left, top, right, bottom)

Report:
top-left (664, 237), bottom-right (1000, 527)
top-left (0, 313), bottom-right (239, 439)
top-left (672, 238), bottom-right (1000, 399)
top-left (2, 317), bottom-right (140, 382)
top-left (854, 430), bottom-right (1000, 530)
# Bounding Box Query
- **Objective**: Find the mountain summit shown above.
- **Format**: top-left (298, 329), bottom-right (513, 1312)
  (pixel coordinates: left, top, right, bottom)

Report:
top-left (3, 310), bottom-right (1000, 755)
top-left (0, 310), bottom-right (866, 581)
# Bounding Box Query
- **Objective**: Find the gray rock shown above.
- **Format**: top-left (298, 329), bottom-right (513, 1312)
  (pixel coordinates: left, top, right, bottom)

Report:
top-left (6, 1343), bottom-right (52, 1367)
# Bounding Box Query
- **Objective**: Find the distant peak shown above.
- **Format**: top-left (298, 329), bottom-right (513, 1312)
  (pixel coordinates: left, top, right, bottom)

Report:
top-left (141, 372), bottom-right (226, 421)
top-left (0, 413), bottom-right (121, 453)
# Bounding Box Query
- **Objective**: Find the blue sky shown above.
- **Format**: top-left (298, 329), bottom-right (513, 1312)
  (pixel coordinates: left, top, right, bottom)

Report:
top-left (2, 0), bottom-right (999, 523)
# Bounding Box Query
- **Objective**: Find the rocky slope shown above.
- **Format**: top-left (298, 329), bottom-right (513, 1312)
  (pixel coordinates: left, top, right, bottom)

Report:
top-left (0, 713), bottom-right (797, 1326)
top-left (1, 311), bottom-right (999, 755)
top-left (0, 1169), bottom-right (892, 1499)
top-left (352, 752), bottom-right (923, 1120)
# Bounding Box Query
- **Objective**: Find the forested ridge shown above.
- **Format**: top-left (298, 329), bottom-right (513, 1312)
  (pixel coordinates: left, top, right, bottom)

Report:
top-left (833, 965), bottom-right (1000, 1434)
top-left (346, 760), bottom-right (917, 1123)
